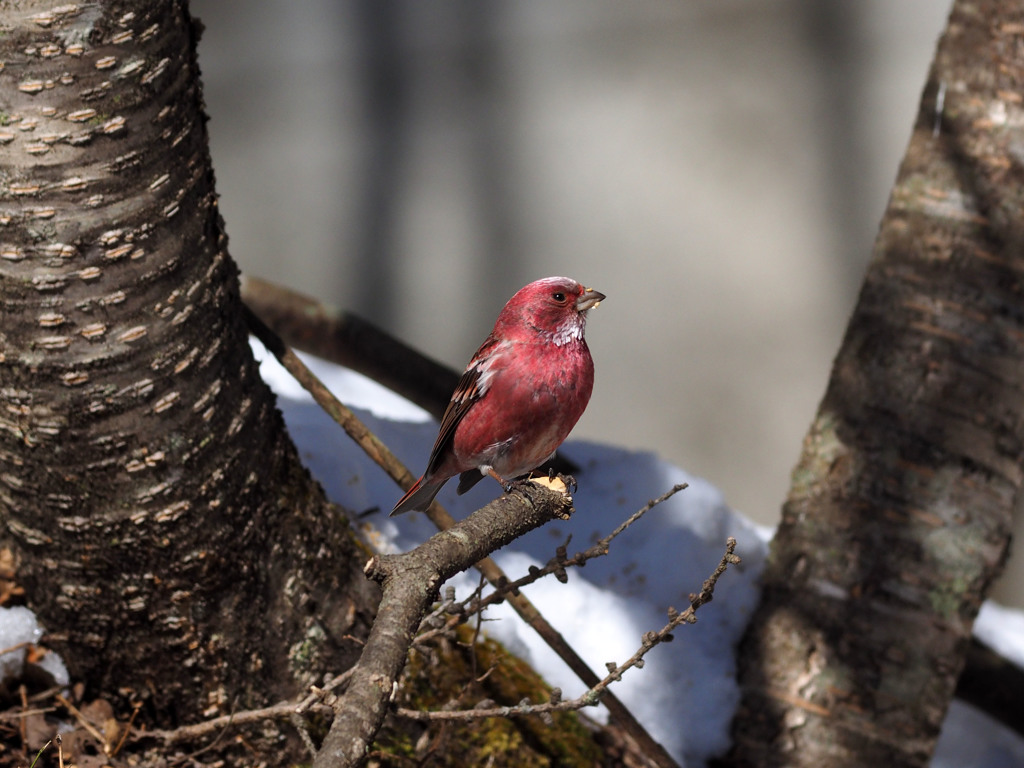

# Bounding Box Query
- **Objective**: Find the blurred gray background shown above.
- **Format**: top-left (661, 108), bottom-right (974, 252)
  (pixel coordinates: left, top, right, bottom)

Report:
top-left (189, 0), bottom-right (1022, 606)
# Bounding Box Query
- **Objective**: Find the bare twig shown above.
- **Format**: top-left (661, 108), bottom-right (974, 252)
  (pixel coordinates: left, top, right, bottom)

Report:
top-left (0, 641), bottom-right (33, 657)
top-left (110, 702), bottom-right (140, 757)
top-left (454, 483), bottom-right (690, 619)
top-left (394, 537), bottom-right (739, 723)
top-left (18, 684), bottom-right (28, 755)
top-left (143, 669), bottom-right (356, 745)
top-left (400, 482), bottom-right (690, 652)
top-left (0, 707), bottom-right (55, 722)
top-left (144, 701), bottom-right (296, 744)
top-left (54, 694), bottom-right (105, 749)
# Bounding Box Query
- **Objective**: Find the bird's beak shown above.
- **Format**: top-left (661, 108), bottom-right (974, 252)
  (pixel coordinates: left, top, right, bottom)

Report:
top-left (576, 287), bottom-right (605, 312)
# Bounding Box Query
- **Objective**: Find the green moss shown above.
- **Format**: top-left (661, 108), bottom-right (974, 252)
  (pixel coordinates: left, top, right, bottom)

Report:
top-left (372, 625), bottom-right (606, 767)
top-left (288, 623), bottom-right (328, 668)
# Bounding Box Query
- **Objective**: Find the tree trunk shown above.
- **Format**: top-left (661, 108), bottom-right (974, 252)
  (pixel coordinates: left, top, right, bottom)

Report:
top-left (0, 0), bottom-right (376, 728)
top-left (725, 1), bottom-right (1024, 765)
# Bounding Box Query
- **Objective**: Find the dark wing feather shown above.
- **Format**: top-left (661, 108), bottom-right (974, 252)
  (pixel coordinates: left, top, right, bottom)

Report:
top-left (424, 336), bottom-right (499, 478)
top-left (456, 469), bottom-right (485, 495)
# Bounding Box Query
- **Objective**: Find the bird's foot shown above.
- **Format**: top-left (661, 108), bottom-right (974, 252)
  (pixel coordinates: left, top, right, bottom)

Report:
top-left (538, 466), bottom-right (575, 493)
top-left (561, 473), bottom-right (577, 494)
top-left (523, 472), bottom-right (576, 496)
top-left (486, 467), bottom-right (515, 493)
top-left (510, 476), bottom-right (538, 491)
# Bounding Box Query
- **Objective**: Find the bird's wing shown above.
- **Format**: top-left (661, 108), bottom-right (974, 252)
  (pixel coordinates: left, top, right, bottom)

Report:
top-left (424, 335), bottom-right (501, 478)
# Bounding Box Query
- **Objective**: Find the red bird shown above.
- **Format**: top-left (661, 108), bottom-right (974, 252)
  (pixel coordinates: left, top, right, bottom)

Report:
top-left (391, 276), bottom-right (604, 516)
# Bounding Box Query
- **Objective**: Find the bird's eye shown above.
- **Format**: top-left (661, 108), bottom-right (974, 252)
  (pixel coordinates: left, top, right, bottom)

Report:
top-left (552, 292), bottom-right (566, 302)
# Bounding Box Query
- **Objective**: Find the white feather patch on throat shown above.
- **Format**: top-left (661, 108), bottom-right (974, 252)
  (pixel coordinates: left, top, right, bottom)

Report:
top-left (542, 316), bottom-right (586, 346)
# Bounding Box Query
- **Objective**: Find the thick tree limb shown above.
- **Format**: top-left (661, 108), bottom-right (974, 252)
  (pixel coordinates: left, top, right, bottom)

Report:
top-left (725, 2), bottom-right (1024, 766)
top-left (313, 482), bottom-right (574, 768)
top-left (0, 1), bottom-right (375, 736)
top-left (241, 275), bottom-right (458, 419)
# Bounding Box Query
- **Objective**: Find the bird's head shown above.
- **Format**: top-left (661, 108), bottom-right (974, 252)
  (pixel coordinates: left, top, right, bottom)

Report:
top-left (495, 276), bottom-right (605, 346)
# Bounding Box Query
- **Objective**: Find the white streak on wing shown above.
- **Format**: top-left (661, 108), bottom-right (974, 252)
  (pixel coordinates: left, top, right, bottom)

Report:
top-left (476, 361), bottom-right (497, 396)
top-left (460, 344), bottom-right (504, 403)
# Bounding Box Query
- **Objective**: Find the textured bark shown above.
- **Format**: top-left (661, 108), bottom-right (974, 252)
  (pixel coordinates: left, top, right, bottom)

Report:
top-left (0, 0), bottom-right (375, 728)
top-left (725, 2), bottom-right (1024, 766)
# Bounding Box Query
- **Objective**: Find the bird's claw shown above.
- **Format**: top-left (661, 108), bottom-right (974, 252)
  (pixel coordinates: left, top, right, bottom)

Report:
top-left (508, 477), bottom-right (533, 493)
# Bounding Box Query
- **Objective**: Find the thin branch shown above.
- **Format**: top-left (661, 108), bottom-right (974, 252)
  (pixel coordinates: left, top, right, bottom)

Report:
top-left (141, 701), bottom-right (304, 744)
top-left (54, 694), bottom-right (106, 749)
top-left (0, 707), bottom-right (56, 722)
top-left (141, 669), bottom-right (354, 745)
top-left (459, 483), bottom-right (690, 616)
top-left (394, 538), bottom-right (739, 723)
top-left (409, 484), bottom-right (688, 641)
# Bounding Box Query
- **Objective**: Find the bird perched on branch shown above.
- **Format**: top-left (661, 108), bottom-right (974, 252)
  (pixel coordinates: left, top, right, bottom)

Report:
top-left (391, 276), bottom-right (604, 516)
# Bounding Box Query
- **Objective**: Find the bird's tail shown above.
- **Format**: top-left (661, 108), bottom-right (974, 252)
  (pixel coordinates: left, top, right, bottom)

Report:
top-left (390, 476), bottom-right (444, 516)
